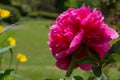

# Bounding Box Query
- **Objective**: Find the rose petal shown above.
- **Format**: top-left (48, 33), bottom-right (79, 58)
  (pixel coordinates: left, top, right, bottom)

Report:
top-left (80, 64), bottom-right (92, 71)
top-left (55, 50), bottom-right (68, 59)
top-left (56, 57), bottom-right (71, 70)
top-left (102, 24), bottom-right (119, 39)
top-left (68, 29), bottom-right (84, 54)
top-left (91, 42), bottom-right (111, 58)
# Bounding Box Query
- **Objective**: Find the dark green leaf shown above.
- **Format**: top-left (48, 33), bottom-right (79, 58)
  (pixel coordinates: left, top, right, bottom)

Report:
top-left (0, 46), bottom-right (15, 54)
top-left (77, 57), bottom-right (96, 65)
top-left (104, 57), bottom-right (115, 67)
top-left (0, 69), bottom-right (14, 79)
top-left (73, 76), bottom-right (83, 80)
top-left (0, 73), bottom-right (4, 79)
top-left (92, 65), bottom-right (102, 77)
top-left (102, 39), bottom-right (120, 66)
top-left (4, 69), bottom-right (14, 76)
top-left (106, 40), bottom-right (120, 57)
top-left (45, 79), bottom-right (57, 80)
top-left (89, 48), bottom-right (101, 62)
top-left (100, 59), bottom-right (105, 67)
top-left (87, 76), bottom-right (95, 80)
top-left (104, 54), bottom-right (120, 67)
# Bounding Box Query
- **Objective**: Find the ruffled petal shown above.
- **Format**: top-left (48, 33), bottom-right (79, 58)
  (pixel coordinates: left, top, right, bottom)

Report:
top-left (55, 50), bottom-right (68, 59)
top-left (56, 57), bottom-right (71, 70)
top-left (101, 24), bottom-right (119, 39)
top-left (91, 42), bottom-right (111, 58)
top-left (68, 29), bottom-right (84, 54)
top-left (80, 64), bottom-right (92, 71)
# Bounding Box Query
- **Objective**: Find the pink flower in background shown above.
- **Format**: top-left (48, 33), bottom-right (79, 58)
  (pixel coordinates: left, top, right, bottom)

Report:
top-left (48, 5), bottom-right (119, 71)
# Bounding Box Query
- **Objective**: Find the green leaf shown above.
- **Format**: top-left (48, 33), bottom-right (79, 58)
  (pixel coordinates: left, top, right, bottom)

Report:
top-left (45, 79), bottom-right (57, 80)
top-left (0, 22), bottom-right (20, 34)
top-left (4, 69), bottom-right (14, 77)
top-left (0, 73), bottom-right (4, 79)
top-left (87, 76), bottom-right (95, 80)
top-left (104, 40), bottom-right (120, 62)
top-left (72, 76), bottom-right (83, 80)
top-left (0, 25), bottom-right (12, 34)
top-left (112, 54), bottom-right (120, 61)
top-left (77, 57), bottom-right (96, 65)
top-left (92, 65), bottom-right (102, 77)
top-left (110, 37), bottom-right (120, 46)
top-left (107, 40), bottom-right (120, 55)
top-left (102, 39), bottom-right (120, 67)
top-left (0, 31), bottom-right (16, 46)
top-left (89, 48), bottom-right (101, 62)
top-left (0, 69), bottom-right (14, 79)
top-left (0, 46), bottom-right (15, 54)
top-left (104, 57), bottom-right (115, 67)
top-left (104, 54), bottom-right (120, 67)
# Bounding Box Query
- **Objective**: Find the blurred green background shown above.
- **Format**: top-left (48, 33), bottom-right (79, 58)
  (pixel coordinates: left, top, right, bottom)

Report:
top-left (0, 0), bottom-right (120, 80)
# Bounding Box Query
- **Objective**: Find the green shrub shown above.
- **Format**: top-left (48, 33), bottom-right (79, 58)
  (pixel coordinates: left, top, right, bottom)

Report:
top-left (38, 11), bottom-right (58, 19)
top-left (65, 0), bottom-right (99, 9)
top-left (28, 11), bottom-right (59, 19)
top-left (28, 12), bottom-right (39, 18)
top-left (55, 0), bottom-right (68, 12)
top-left (13, 4), bottom-right (32, 16)
top-left (0, 4), bottom-right (21, 24)
top-left (0, 0), bottom-right (11, 5)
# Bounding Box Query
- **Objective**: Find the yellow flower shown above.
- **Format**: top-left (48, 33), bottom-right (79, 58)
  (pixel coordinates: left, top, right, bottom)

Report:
top-left (16, 52), bottom-right (27, 62)
top-left (7, 37), bottom-right (16, 46)
top-left (0, 8), bottom-right (11, 18)
top-left (0, 25), bottom-right (4, 31)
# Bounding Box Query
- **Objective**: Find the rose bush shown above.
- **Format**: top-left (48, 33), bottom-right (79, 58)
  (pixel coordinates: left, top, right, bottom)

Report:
top-left (48, 5), bottom-right (119, 71)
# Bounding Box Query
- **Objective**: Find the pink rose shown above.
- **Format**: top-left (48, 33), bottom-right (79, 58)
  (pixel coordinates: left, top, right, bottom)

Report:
top-left (48, 5), bottom-right (119, 71)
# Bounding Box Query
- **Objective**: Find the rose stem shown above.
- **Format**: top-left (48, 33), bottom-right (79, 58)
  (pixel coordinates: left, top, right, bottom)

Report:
top-left (65, 47), bottom-right (82, 77)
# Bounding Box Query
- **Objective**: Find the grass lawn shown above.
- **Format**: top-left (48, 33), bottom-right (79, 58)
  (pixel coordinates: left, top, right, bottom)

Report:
top-left (2, 19), bottom-right (120, 80)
